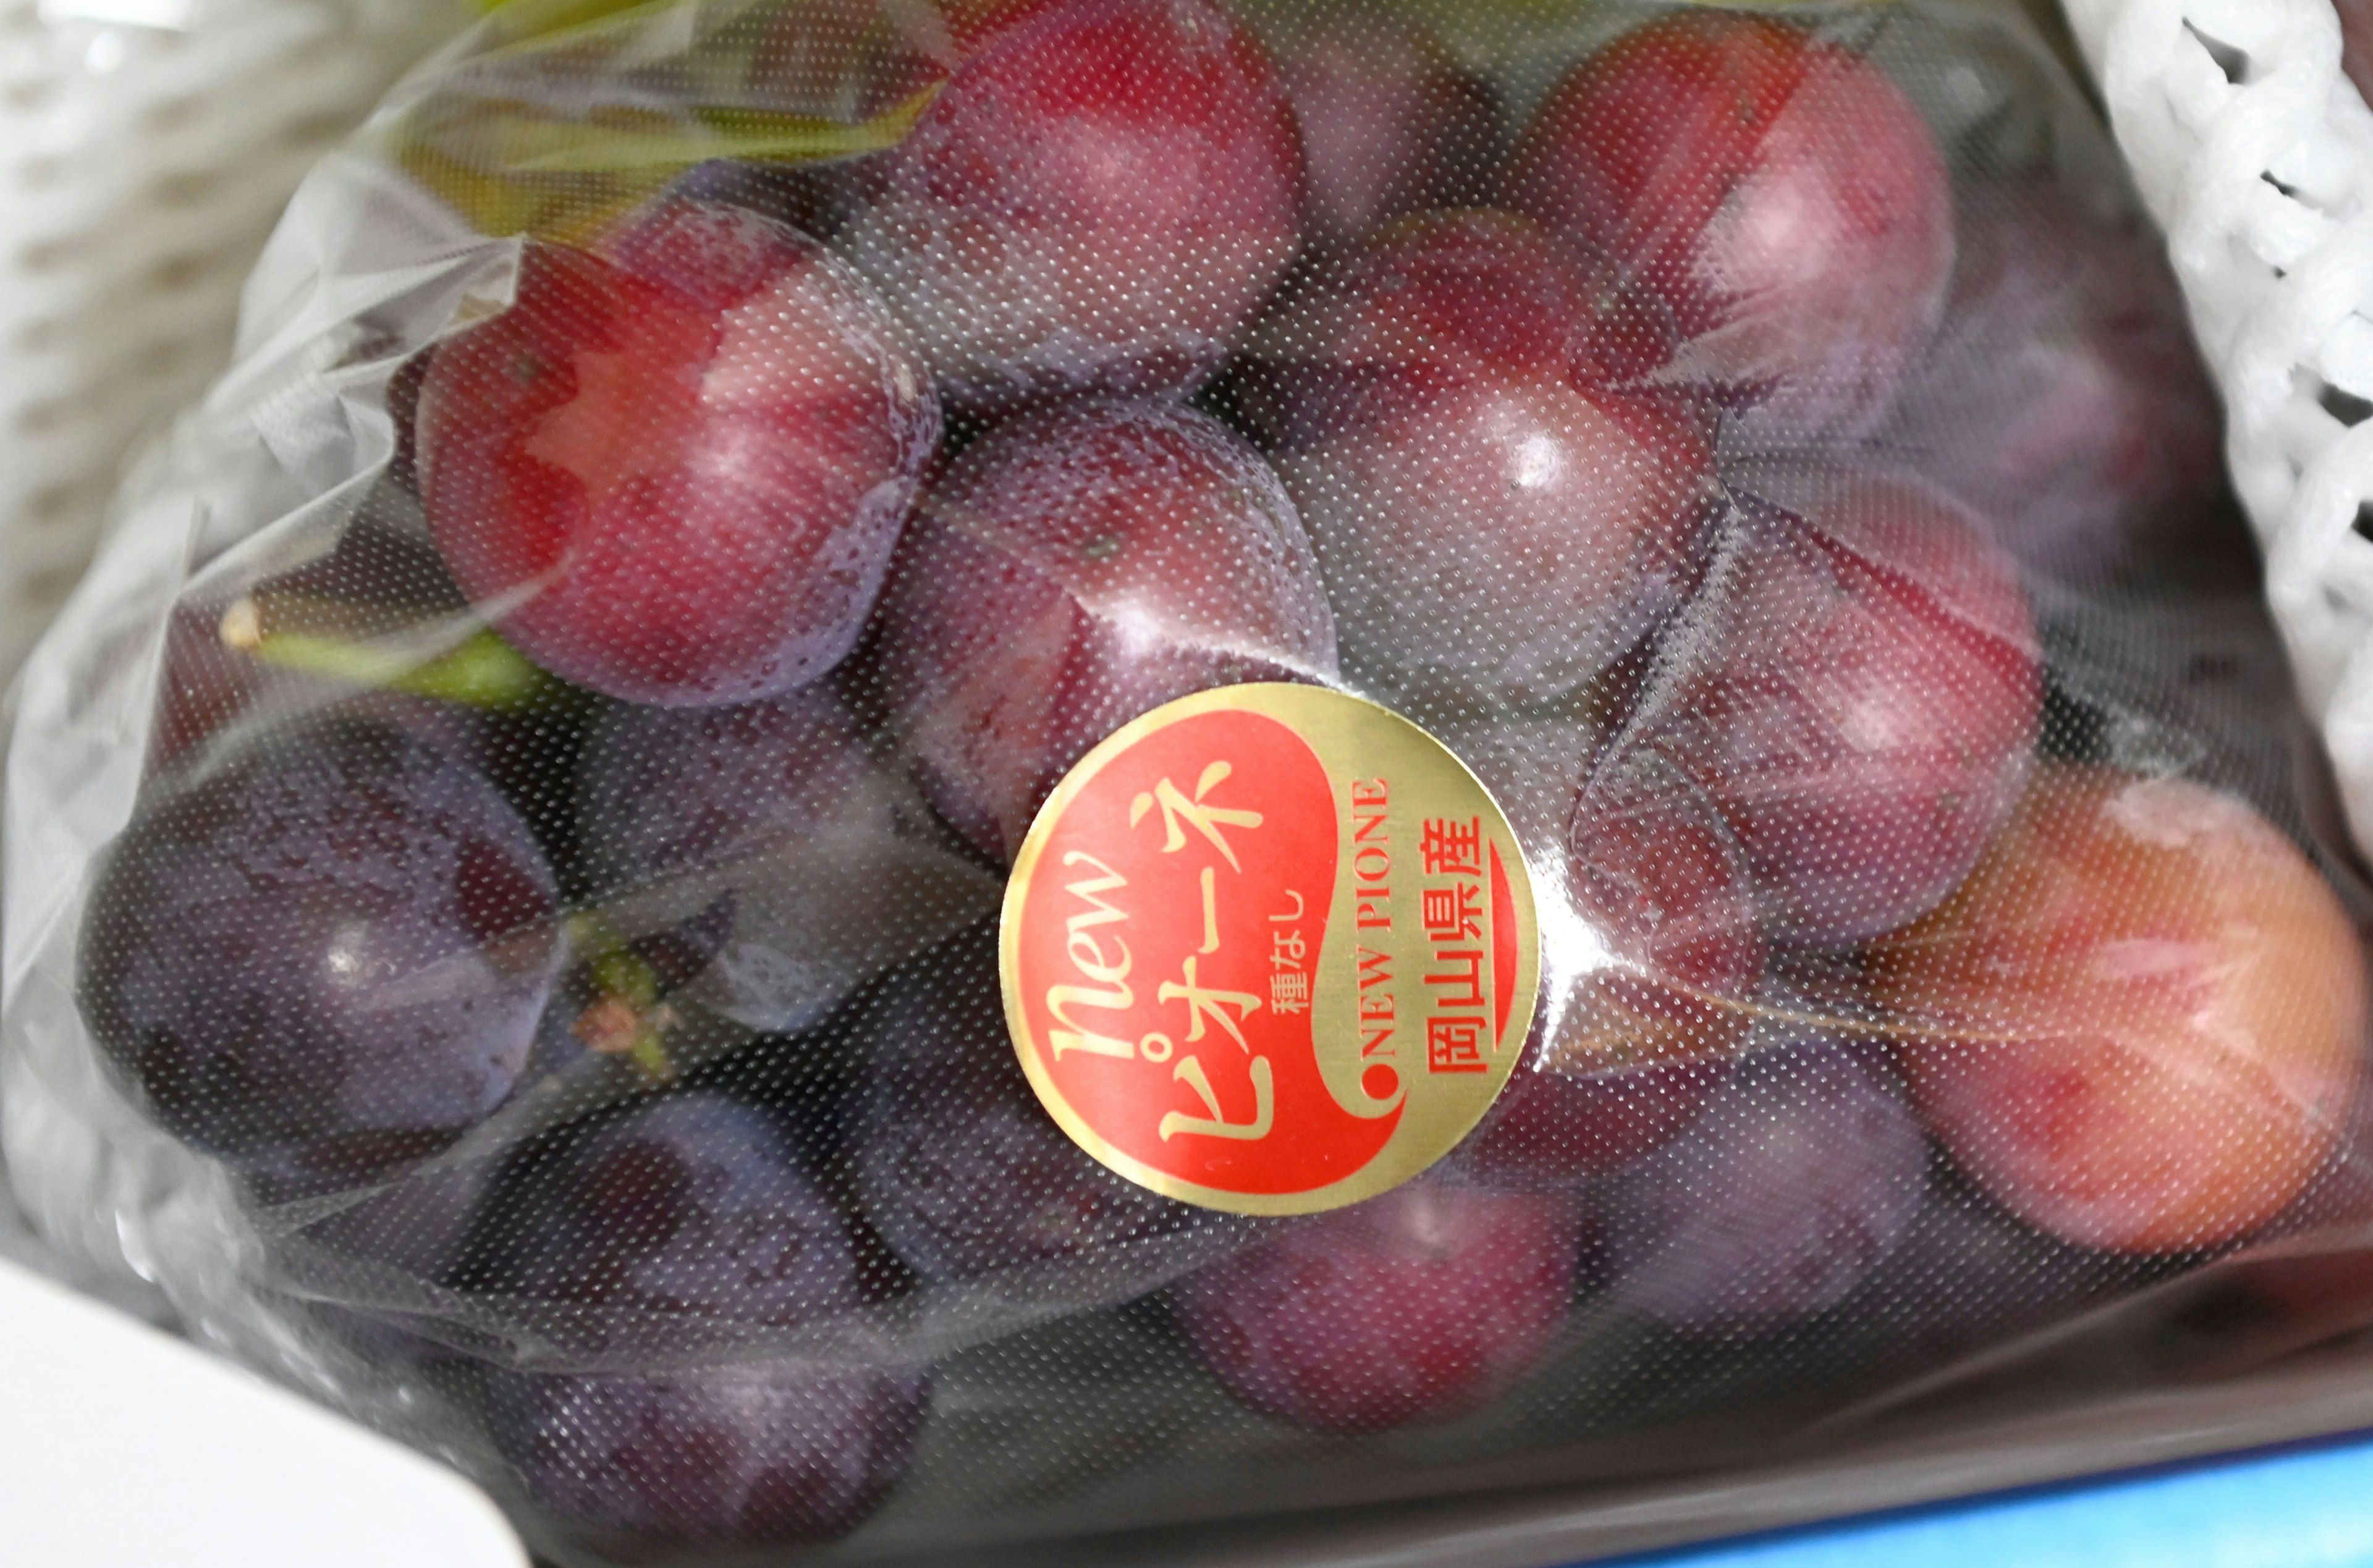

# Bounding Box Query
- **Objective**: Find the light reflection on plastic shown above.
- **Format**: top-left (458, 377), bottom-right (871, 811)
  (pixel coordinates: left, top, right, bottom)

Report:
top-left (1526, 843), bottom-right (1617, 1065)
top-left (37, 0), bottom-right (192, 32)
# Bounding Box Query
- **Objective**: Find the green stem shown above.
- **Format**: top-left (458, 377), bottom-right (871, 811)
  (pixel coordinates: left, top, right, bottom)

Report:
top-left (222, 600), bottom-right (565, 712)
top-left (562, 909), bottom-right (680, 1082)
top-left (592, 948), bottom-right (662, 1011)
top-left (629, 1026), bottom-right (679, 1083)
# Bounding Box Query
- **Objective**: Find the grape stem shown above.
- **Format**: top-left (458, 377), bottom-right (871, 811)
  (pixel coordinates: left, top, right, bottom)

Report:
top-left (562, 910), bottom-right (689, 1084)
top-left (571, 993), bottom-right (682, 1082)
top-left (1543, 964), bottom-right (2084, 1080)
top-left (221, 596), bottom-right (567, 712)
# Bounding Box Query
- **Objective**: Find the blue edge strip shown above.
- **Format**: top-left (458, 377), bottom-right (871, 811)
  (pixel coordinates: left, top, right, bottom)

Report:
top-left (1586, 1430), bottom-right (2373, 1567)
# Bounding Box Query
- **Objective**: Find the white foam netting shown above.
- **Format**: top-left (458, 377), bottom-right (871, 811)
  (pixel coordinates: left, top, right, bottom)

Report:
top-left (2062, 0), bottom-right (2373, 858)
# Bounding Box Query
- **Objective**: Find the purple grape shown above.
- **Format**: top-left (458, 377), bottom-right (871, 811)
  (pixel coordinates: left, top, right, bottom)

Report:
top-left (1607, 1040), bottom-right (1929, 1335)
top-left (148, 515), bottom-right (472, 770)
top-left (575, 688), bottom-right (999, 1034)
top-left (1871, 180), bottom-right (2230, 581)
top-left (275, 1157), bottom-right (499, 1285)
top-left (268, 1156), bottom-right (507, 1373)
top-left (77, 714), bottom-right (560, 1182)
top-left (471, 1091), bottom-right (866, 1347)
top-left (476, 1362), bottom-right (927, 1561)
top-left (578, 686), bottom-right (874, 888)
top-left (853, 927), bottom-right (1229, 1289)
top-left (1837, 1189), bottom-right (2134, 1383)
top-left (458, 1090), bottom-right (928, 1555)
top-left (1174, 1181), bottom-right (1583, 1433)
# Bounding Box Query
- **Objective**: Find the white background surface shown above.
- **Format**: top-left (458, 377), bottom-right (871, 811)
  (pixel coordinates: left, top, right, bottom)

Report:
top-left (0, 1256), bottom-right (526, 1567)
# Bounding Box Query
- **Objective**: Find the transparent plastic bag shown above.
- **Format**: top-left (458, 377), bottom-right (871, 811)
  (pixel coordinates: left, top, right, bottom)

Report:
top-left (8, 1), bottom-right (2373, 1562)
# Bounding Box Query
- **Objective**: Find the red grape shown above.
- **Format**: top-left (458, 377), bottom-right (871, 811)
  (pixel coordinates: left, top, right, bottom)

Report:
top-left (2343, 0), bottom-right (2373, 104)
top-left (576, 688), bottom-right (998, 1032)
top-left (1562, 752), bottom-right (1769, 1065)
top-left (1872, 180), bottom-right (2229, 579)
top-left (1631, 463), bottom-right (2040, 946)
top-left (78, 714), bottom-right (560, 1182)
top-left (1277, 14), bottom-right (1496, 252)
top-left (1254, 212), bottom-right (1716, 708)
top-left (1173, 1181), bottom-right (1579, 1433)
top-left (1871, 764), bottom-right (2369, 1252)
top-left (704, 0), bottom-right (1067, 244)
top-left (842, 0), bottom-right (1302, 414)
top-left (1504, 12), bottom-right (1952, 439)
top-left (1452, 746), bottom-right (1763, 1187)
top-left (1241, 208), bottom-right (1609, 450)
top-left (1431, 715), bottom-right (1605, 865)
top-left (876, 397), bottom-right (1337, 861)
top-left (418, 197), bottom-right (937, 707)
top-left (1606, 1040), bottom-right (1928, 1335)
top-left (2210, 1165), bottom-right (2373, 1362)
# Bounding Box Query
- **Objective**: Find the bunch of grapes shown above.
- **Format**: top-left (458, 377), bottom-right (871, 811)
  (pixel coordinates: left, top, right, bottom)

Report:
top-left (67, 1), bottom-right (2368, 1559)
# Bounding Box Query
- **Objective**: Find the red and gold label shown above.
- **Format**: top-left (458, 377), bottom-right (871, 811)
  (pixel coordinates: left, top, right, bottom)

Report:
top-left (999, 685), bottom-right (1541, 1215)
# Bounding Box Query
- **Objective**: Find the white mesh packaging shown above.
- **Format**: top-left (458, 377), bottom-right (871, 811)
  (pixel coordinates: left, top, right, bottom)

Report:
top-left (0, 0), bottom-right (469, 681)
top-left (2059, 0), bottom-right (2373, 859)
top-left (12, 1), bottom-right (2373, 1564)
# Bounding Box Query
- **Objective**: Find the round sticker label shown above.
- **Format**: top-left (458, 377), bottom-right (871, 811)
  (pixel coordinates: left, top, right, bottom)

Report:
top-left (999, 684), bottom-right (1541, 1215)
